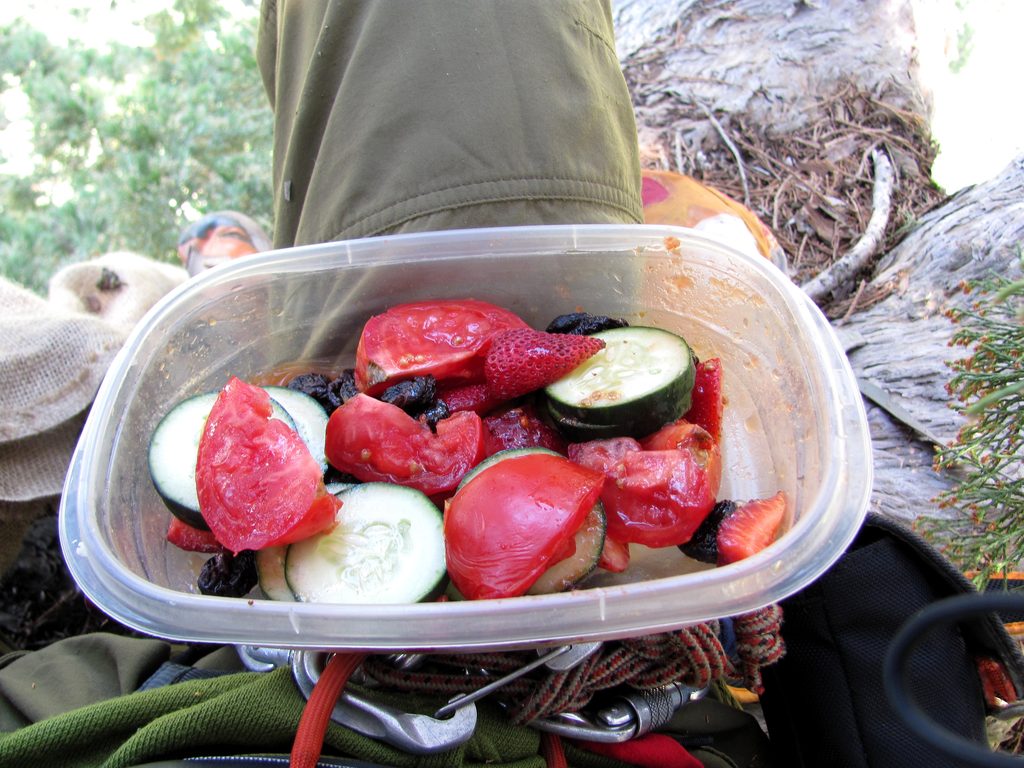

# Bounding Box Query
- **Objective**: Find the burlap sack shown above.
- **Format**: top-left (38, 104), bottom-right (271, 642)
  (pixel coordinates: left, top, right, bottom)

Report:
top-left (0, 411), bottom-right (88, 503)
top-left (47, 251), bottom-right (188, 337)
top-left (0, 278), bottom-right (125, 446)
top-left (1, 256), bottom-right (187, 575)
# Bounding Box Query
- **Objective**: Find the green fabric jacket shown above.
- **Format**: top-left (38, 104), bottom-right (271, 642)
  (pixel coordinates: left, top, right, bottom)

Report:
top-left (0, 635), bottom-right (635, 767)
top-left (256, 0), bottom-right (643, 247)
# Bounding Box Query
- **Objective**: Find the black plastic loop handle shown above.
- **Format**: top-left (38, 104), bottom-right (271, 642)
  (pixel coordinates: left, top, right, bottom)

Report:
top-left (884, 592), bottom-right (1024, 767)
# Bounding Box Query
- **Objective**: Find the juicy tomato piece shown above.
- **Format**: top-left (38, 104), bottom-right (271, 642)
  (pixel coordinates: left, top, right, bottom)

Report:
top-left (570, 424), bottom-right (721, 548)
top-left (325, 393), bottom-right (486, 495)
top-left (566, 437), bottom-right (642, 471)
top-left (196, 377), bottom-right (340, 554)
top-left (483, 404), bottom-right (567, 456)
top-left (166, 516), bottom-right (223, 554)
top-left (717, 491), bottom-right (787, 565)
top-left (355, 299), bottom-right (529, 395)
top-left (682, 358), bottom-right (723, 443)
top-left (641, 419), bottom-right (716, 457)
top-left (444, 453), bottom-right (605, 600)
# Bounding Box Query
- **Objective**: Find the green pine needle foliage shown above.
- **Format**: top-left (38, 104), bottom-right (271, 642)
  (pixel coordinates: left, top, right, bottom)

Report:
top-left (920, 252), bottom-right (1024, 589)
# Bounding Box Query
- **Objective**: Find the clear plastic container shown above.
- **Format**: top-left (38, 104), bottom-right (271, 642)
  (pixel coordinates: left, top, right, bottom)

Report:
top-left (59, 225), bottom-right (872, 651)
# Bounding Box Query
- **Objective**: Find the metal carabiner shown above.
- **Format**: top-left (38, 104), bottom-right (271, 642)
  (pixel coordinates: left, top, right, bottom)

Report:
top-left (291, 650), bottom-right (478, 756)
top-left (530, 681), bottom-right (709, 743)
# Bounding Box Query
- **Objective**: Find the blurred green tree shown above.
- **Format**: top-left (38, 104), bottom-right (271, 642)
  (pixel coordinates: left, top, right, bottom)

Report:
top-left (0, 0), bottom-right (272, 294)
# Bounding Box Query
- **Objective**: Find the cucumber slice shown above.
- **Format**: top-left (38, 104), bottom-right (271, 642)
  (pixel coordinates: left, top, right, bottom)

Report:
top-left (263, 386), bottom-right (329, 473)
top-left (455, 446), bottom-right (561, 491)
top-left (256, 545), bottom-right (295, 601)
top-left (285, 482), bottom-right (446, 604)
top-left (148, 392), bottom-right (295, 530)
top-left (325, 480), bottom-right (357, 496)
top-left (527, 503), bottom-right (606, 594)
top-left (543, 402), bottom-right (631, 444)
top-left (545, 326), bottom-right (696, 438)
top-left (258, 474), bottom-right (359, 602)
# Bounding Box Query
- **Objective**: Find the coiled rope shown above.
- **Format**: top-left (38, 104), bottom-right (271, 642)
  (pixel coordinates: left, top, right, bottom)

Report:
top-left (362, 604), bottom-right (784, 724)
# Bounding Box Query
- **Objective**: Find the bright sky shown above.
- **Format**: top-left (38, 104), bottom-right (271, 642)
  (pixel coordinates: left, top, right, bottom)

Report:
top-left (913, 0), bottom-right (1024, 192)
top-left (0, 1), bottom-right (1020, 193)
top-left (0, 1), bottom-right (166, 47)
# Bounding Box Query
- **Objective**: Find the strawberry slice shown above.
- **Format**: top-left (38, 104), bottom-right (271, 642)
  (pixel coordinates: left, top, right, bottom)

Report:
top-left (484, 328), bottom-right (604, 401)
top-left (683, 358), bottom-right (723, 443)
top-left (716, 491), bottom-right (787, 565)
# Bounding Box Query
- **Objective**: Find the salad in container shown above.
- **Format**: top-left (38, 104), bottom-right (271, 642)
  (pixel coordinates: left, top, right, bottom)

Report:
top-left (59, 224), bottom-right (872, 651)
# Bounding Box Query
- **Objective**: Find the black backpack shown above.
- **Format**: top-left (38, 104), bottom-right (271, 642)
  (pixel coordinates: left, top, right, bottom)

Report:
top-left (759, 513), bottom-right (1024, 767)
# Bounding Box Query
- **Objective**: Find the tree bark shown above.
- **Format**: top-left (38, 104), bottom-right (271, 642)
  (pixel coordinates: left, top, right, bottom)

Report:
top-left (614, 0), bottom-right (930, 153)
top-left (843, 156), bottom-right (1024, 522)
top-left (612, 1), bottom-right (1023, 524)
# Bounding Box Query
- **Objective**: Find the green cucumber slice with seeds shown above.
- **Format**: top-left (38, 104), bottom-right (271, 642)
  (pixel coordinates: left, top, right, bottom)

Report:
top-left (255, 546), bottom-right (295, 601)
top-left (150, 386), bottom-right (327, 530)
top-left (263, 386), bottom-right (329, 472)
top-left (543, 402), bottom-right (630, 443)
top-left (285, 482), bottom-right (446, 604)
top-left (527, 502), bottom-right (606, 594)
top-left (545, 326), bottom-right (696, 438)
top-left (149, 392), bottom-right (296, 530)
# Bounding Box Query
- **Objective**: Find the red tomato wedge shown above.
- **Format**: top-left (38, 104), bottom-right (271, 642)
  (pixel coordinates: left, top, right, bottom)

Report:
top-left (196, 377), bottom-right (340, 554)
top-left (444, 453), bottom-right (605, 600)
top-left (682, 358), bottom-right (724, 443)
top-left (166, 516), bottom-right (223, 554)
top-left (325, 393), bottom-right (486, 495)
top-left (640, 419), bottom-right (717, 456)
top-left (569, 421), bottom-right (721, 548)
top-left (355, 299), bottom-right (529, 395)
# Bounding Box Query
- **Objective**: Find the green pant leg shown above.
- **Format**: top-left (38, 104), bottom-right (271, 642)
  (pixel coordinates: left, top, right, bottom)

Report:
top-left (0, 633), bottom-right (170, 732)
top-left (257, 0), bottom-right (643, 246)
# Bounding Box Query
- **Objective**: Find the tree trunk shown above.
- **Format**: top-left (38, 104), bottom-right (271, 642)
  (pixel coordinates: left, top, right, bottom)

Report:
top-left (614, 0), bottom-right (945, 291)
top-left (612, 1), bottom-right (1022, 524)
top-left (843, 156), bottom-right (1024, 522)
top-left (614, 0), bottom-right (930, 138)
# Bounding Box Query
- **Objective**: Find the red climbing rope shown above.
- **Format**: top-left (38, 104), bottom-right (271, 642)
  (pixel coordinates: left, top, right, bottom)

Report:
top-left (291, 652), bottom-right (368, 768)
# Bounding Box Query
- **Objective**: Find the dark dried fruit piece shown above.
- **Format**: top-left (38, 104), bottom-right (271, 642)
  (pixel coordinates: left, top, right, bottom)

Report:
top-left (679, 500), bottom-right (736, 564)
top-left (288, 373), bottom-right (332, 407)
top-left (546, 312), bottom-right (628, 336)
top-left (326, 370), bottom-right (360, 411)
top-left (380, 376), bottom-right (437, 413)
top-left (197, 550), bottom-right (258, 597)
top-left (419, 400), bottom-right (451, 431)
